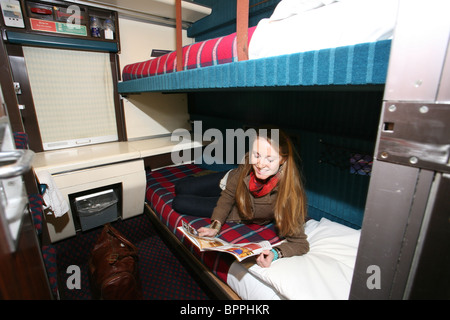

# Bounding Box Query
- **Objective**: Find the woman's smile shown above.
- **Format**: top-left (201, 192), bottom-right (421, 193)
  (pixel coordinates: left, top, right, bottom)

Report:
top-left (250, 137), bottom-right (282, 180)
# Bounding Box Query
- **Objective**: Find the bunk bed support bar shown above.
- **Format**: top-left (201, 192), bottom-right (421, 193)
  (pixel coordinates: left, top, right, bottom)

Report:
top-left (236, 0), bottom-right (249, 61)
top-left (176, 0), bottom-right (183, 72)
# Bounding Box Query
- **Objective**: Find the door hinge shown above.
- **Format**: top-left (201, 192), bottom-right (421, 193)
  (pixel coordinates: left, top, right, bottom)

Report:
top-left (377, 102), bottom-right (450, 173)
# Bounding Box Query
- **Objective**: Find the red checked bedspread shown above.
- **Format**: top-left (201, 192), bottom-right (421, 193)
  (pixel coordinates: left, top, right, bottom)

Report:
top-left (145, 163), bottom-right (282, 283)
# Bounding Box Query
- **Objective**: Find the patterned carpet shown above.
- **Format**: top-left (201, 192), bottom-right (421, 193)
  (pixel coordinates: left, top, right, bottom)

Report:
top-left (54, 213), bottom-right (210, 300)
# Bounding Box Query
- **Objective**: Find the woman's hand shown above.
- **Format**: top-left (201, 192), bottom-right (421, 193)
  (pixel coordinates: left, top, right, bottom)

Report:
top-left (256, 250), bottom-right (274, 268)
top-left (198, 227), bottom-right (218, 237)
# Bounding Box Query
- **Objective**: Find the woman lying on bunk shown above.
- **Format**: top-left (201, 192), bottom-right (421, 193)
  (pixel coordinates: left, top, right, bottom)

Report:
top-left (172, 128), bottom-right (309, 268)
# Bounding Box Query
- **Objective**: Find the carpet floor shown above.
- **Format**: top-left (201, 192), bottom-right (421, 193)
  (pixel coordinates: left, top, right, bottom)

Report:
top-left (53, 213), bottom-right (210, 300)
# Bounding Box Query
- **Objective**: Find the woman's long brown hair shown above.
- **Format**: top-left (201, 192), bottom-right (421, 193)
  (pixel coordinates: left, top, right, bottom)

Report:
top-left (235, 129), bottom-right (307, 237)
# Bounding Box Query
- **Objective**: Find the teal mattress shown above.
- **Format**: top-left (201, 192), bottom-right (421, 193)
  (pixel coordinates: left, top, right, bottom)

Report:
top-left (118, 40), bottom-right (391, 93)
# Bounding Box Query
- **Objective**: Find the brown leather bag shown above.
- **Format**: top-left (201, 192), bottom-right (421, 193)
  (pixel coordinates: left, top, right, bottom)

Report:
top-left (88, 224), bottom-right (142, 299)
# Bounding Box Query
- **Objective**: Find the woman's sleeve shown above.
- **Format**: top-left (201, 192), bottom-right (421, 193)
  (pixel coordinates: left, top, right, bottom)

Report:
top-left (210, 168), bottom-right (240, 225)
top-left (276, 225), bottom-right (309, 257)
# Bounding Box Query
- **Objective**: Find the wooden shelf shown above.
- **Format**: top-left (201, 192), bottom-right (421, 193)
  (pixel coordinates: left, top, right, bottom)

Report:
top-left (1, 0), bottom-right (122, 51)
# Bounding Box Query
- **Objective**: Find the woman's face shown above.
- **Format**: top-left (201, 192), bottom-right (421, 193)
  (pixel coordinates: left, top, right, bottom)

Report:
top-left (250, 137), bottom-right (283, 180)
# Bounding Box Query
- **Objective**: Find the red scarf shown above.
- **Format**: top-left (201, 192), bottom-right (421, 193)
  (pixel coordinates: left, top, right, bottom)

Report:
top-left (249, 171), bottom-right (280, 198)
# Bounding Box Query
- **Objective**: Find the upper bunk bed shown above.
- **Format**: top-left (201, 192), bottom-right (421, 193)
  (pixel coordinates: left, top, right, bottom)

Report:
top-left (117, 0), bottom-right (398, 94)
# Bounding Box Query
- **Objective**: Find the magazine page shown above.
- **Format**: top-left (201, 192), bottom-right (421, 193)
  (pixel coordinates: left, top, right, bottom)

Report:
top-left (208, 241), bottom-right (273, 261)
top-left (179, 221), bottom-right (274, 261)
top-left (179, 221), bottom-right (229, 250)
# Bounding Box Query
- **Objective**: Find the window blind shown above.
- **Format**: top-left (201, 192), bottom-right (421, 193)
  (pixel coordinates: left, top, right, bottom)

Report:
top-left (22, 46), bottom-right (118, 150)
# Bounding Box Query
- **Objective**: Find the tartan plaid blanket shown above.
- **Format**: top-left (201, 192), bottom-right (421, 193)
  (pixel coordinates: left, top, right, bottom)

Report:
top-left (122, 27), bottom-right (256, 81)
top-left (145, 163), bottom-right (283, 283)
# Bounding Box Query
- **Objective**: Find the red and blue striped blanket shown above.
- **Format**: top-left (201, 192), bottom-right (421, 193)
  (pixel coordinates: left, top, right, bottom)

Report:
top-left (123, 27), bottom-right (257, 82)
top-left (145, 163), bottom-right (282, 283)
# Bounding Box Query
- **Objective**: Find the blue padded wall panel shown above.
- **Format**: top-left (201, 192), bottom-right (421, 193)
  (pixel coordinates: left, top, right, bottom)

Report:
top-left (188, 0), bottom-right (281, 41)
top-left (190, 113), bottom-right (373, 229)
top-left (188, 90), bottom-right (383, 141)
top-left (187, 89), bottom-right (383, 229)
top-left (299, 131), bottom-right (372, 229)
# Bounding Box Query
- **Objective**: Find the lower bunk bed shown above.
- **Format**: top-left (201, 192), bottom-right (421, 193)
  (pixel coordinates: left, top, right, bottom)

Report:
top-left (145, 163), bottom-right (361, 300)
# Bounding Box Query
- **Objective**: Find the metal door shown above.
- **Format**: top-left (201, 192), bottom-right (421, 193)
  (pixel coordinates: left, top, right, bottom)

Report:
top-left (350, 0), bottom-right (450, 299)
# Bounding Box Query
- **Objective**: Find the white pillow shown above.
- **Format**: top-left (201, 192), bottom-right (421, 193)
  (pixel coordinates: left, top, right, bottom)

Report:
top-left (248, 218), bottom-right (361, 299)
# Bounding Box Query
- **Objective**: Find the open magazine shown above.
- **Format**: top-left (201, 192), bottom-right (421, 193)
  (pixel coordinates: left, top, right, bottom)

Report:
top-left (179, 221), bottom-right (277, 262)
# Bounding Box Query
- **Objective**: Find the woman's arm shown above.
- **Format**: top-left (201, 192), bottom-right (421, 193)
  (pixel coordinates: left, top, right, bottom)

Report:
top-left (256, 227), bottom-right (309, 268)
top-left (199, 168), bottom-right (240, 236)
top-left (209, 168), bottom-right (240, 225)
top-left (277, 225), bottom-right (309, 258)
